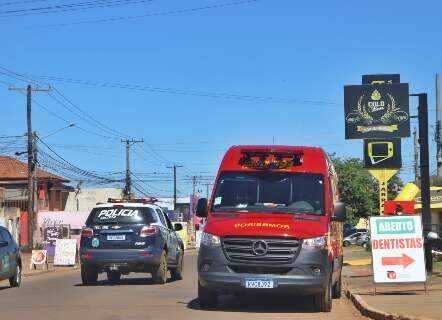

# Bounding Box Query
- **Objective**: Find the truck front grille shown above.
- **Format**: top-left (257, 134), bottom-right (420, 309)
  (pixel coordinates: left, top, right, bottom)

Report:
top-left (222, 236), bottom-right (300, 264)
top-left (228, 265), bottom-right (292, 275)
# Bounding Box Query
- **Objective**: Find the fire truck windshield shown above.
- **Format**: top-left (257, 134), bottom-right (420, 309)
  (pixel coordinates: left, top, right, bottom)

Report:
top-left (211, 171), bottom-right (325, 214)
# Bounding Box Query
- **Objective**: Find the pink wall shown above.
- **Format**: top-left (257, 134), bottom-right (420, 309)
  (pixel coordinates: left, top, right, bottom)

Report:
top-left (36, 211), bottom-right (90, 246)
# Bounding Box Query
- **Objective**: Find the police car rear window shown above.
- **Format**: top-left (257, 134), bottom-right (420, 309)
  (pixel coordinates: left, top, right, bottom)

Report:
top-left (86, 207), bottom-right (156, 225)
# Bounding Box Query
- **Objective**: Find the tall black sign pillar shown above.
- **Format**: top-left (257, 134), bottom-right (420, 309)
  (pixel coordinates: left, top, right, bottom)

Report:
top-left (411, 93), bottom-right (433, 272)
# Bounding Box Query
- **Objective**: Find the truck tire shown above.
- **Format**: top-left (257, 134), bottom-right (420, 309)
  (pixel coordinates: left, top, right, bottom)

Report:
top-left (107, 271), bottom-right (121, 282)
top-left (170, 250), bottom-right (184, 281)
top-left (343, 240), bottom-right (350, 247)
top-left (152, 251), bottom-right (168, 284)
top-left (332, 272), bottom-right (342, 299)
top-left (9, 264), bottom-right (21, 287)
top-left (198, 281), bottom-right (218, 308)
top-left (81, 265), bottom-right (98, 286)
top-left (314, 275), bottom-right (332, 312)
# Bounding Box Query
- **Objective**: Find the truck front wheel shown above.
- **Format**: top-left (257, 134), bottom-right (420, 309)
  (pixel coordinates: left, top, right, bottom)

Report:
top-left (314, 275), bottom-right (332, 312)
top-left (198, 281), bottom-right (218, 308)
top-left (332, 272), bottom-right (342, 299)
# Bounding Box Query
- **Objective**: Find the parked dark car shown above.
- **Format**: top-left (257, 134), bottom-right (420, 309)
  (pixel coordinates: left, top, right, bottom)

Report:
top-left (79, 198), bottom-right (184, 285)
top-left (0, 226), bottom-right (21, 287)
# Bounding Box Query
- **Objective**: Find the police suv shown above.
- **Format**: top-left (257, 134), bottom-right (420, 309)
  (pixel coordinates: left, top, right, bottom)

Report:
top-left (80, 198), bottom-right (184, 285)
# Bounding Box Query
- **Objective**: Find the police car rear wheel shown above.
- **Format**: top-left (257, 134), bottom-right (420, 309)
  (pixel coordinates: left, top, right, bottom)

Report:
top-left (81, 265), bottom-right (98, 285)
top-left (170, 250), bottom-right (184, 281)
top-left (107, 271), bottom-right (121, 282)
top-left (152, 251), bottom-right (168, 284)
top-left (9, 264), bottom-right (21, 287)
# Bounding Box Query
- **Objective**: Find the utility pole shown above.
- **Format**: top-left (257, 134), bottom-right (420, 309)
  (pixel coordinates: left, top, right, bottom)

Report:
top-left (166, 165), bottom-right (183, 210)
top-left (413, 127), bottom-right (420, 181)
top-left (204, 183), bottom-right (213, 200)
top-left (9, 84), bottom-right (51, 250)
top-left (121, 138), bottom-right (143, 199)
top-left (190, 175), bottom-right (204, 197)
top-left (411, 93), bottom-right (433, 272)
top-left (436, 73), bottom-right (442, 176)
top-left (192, 175), bottom-right (197, 197)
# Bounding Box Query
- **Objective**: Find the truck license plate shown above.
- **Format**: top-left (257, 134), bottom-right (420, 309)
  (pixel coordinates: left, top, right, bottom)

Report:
top-left (107, 235), bottom-right (125, 241)
top-left (245, 278), bottom-right (274, 289)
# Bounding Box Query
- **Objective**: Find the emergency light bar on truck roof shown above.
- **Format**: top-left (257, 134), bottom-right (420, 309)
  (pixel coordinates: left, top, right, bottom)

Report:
top-left (239, 149), bottom-right (303, 169)
top-left (107, 198), bottom-right (158, 204)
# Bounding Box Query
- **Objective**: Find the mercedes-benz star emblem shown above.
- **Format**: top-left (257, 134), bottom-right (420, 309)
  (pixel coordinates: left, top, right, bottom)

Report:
top-left (252, 240), bottom-right (268, 256)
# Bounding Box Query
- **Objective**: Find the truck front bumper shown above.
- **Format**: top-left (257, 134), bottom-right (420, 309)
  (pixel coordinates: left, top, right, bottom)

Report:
top-left (198, 244), bottom-right (332, 295)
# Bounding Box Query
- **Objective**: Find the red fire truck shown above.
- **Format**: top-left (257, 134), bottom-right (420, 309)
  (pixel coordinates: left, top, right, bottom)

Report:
top-left (196, 145), bottom-right (346, 312)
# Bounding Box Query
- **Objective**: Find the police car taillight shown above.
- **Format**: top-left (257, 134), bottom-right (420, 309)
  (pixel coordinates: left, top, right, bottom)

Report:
top-left (81, 227), bottom-right (94, 238)
top-left (140, 225), bottom-right (158, 237)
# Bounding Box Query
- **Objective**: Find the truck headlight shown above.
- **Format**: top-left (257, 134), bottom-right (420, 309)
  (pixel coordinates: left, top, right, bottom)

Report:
top-left (201, 232), bottom-right (221, 247)
top-left (302, 236), bottom-right (327, 250)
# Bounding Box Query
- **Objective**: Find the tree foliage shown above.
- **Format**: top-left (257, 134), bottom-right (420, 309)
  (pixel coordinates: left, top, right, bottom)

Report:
top-left (329, 154), bottom-right (403, 225)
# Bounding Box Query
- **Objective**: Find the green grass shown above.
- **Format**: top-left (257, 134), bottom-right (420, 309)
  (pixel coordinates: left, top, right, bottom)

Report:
top-left (343, 245), bottom-right (366, 253)
top-left (434, 260), bottom-right (442, 273)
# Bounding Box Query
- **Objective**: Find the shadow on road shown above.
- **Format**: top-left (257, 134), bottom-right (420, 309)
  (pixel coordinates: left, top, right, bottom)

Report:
top-left (73, 276), bottom-right (176, 287)
top-left (187, 294), bottom-right (317, 313)
top-left (0, 285), bottom-right (12, 291)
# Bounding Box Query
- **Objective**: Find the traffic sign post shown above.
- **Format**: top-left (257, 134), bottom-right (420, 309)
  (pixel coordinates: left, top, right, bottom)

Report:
top-left (370, 215), bottom-right (426, 289)
top-left (368, 169), bottom-right (398, 215)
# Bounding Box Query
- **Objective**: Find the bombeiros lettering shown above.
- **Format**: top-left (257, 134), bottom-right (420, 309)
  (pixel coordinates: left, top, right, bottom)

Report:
top-left (234, 222), bottom-right (290, 230)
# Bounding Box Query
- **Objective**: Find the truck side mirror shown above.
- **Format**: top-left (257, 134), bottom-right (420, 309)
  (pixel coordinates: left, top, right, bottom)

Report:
top-left (332, 202), bottom-right (347, 222)
top-left (196, 198), bottom-right (208, 218)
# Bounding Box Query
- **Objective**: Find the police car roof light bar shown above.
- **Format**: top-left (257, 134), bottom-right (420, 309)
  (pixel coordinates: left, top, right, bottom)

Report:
top-left (107, 197), bottom-right (159, 204)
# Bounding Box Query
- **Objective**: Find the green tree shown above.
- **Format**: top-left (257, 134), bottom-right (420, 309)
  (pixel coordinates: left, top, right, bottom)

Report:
top-left (329, 154), bottom-right (403, 225)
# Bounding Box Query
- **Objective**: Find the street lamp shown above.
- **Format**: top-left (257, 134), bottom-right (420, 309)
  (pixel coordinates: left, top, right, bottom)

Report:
top-left (14, 123), bottom-right (76, 157)
top-left (41, 123), bottom-right (75, 139)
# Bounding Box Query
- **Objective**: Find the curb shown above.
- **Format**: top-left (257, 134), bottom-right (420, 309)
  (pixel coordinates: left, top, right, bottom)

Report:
top-left (23, 265), bottom-right (79, 279)
top-left (344, 287), bottom-right (434, 320)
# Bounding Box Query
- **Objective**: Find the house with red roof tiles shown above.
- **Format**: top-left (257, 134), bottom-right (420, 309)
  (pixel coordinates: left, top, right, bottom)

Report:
top-left (0, 155), bottom-right (70, 211)
top-left (0, 156), bottom-right (71, 246)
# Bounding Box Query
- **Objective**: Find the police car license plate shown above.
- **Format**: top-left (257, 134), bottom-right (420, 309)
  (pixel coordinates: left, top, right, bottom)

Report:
top-left (245, 278), bottom-right (274, 289)
top-left (107, 235), bottom-right (125, 241)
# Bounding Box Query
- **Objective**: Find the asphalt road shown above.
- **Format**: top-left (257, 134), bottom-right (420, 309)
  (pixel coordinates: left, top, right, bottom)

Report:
top-left (0, 251), bottom-right (367, 320)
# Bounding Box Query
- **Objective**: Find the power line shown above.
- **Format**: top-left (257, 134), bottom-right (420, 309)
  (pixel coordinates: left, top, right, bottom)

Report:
top-left (43, 0), bottom-right (261, 27)
top-left (47, 91), bottom-right (126, 139)
top-left (0, 69), bottom-right (129, 141)
top-left (53, 87), bottom-right (130, 139)
top-left (37, 137), bottom-right (121, 184)
top-left (0, 0), bottom-right (154, 17)
top-left (23, 73), bottom-right (338, 106)
top-left (0, 0), bottom-right (49, 7)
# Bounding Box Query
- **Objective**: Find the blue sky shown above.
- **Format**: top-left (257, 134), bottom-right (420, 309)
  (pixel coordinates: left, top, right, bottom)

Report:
top-left (1, 0), bottom-right (441, 196)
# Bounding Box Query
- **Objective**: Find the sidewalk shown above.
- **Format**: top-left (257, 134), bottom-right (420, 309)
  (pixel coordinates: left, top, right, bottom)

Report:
top-left (343, 247), bottom-right (442, 320)
top-left (21, 252), bottom-right (79, 278)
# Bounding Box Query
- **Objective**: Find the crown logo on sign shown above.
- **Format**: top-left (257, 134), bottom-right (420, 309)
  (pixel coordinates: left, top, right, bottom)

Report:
top-left (371, 89), bottom-right (381, 101)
